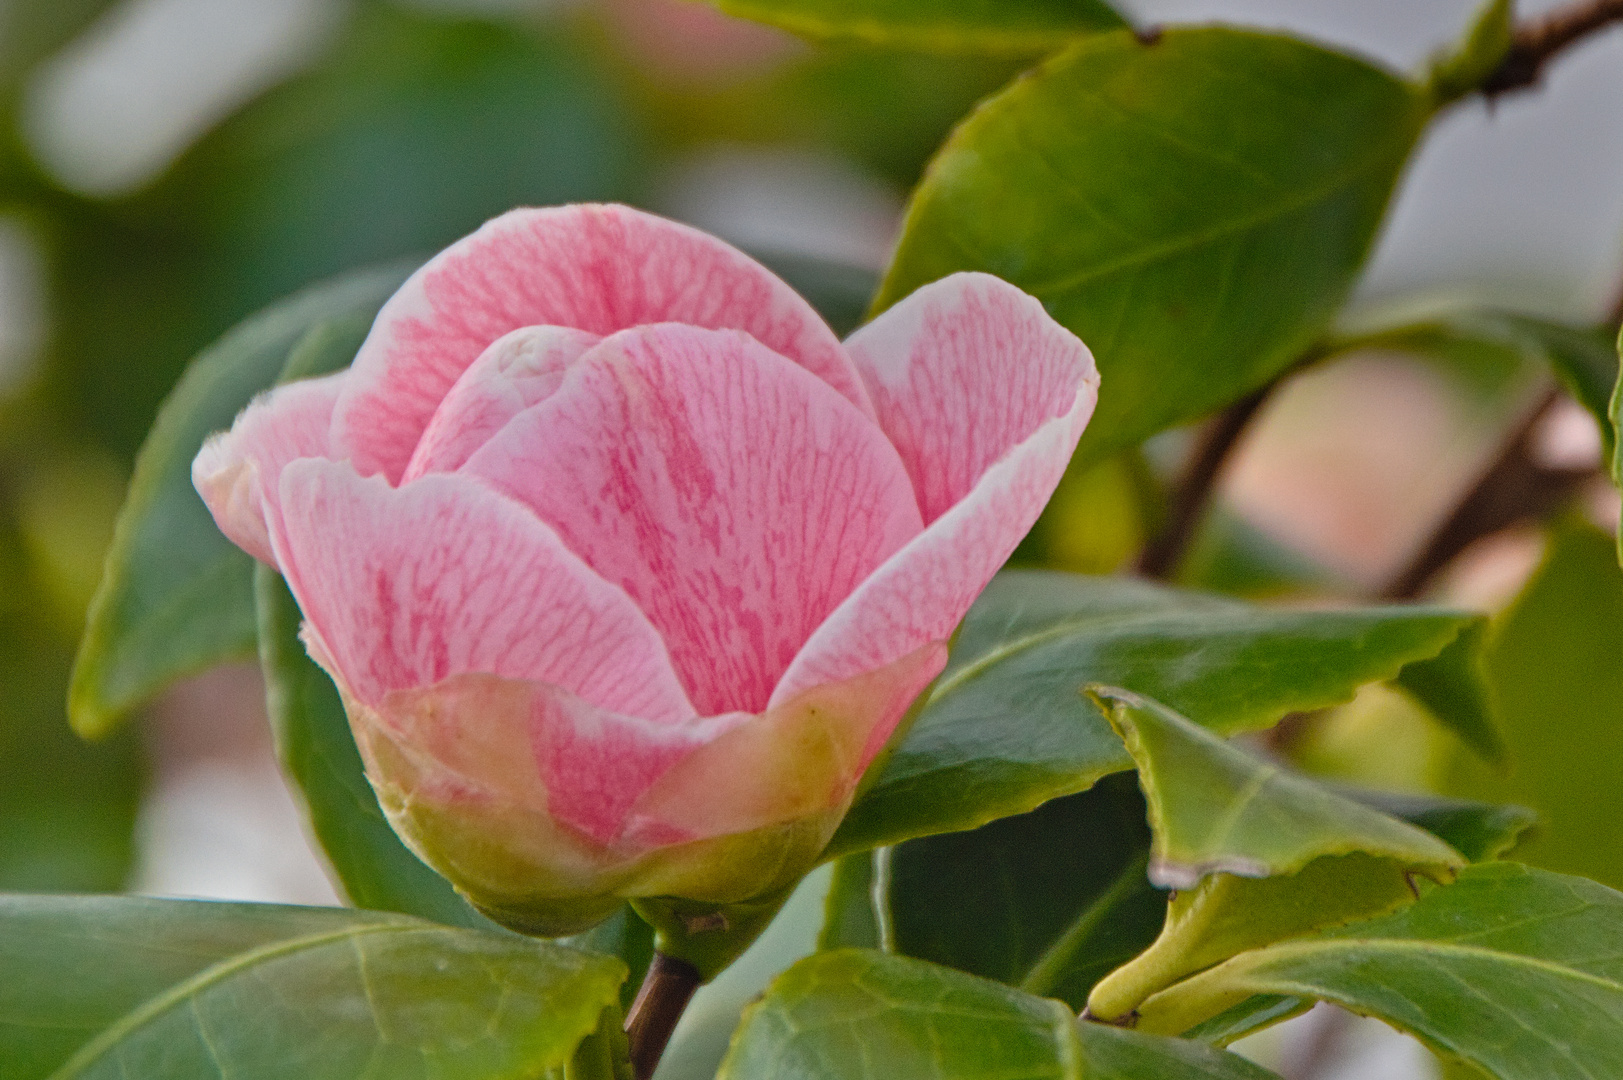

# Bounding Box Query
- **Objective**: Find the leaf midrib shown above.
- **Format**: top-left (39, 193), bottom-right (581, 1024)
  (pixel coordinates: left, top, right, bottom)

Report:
top-left (48, 919), bottom-right (417, 1078)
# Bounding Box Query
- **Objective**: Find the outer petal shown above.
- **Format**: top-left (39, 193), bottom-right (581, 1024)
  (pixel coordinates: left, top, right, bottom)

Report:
top-left (404, 325), bottom-right (600, 480)
top-left (845, 272), bottom-right (1098, 523)
top-left (334, 203), bottom-right (870, 482)
top-left (463, 324), bottom-right (923, 716)
top-left (771, 381), bottom-right (1097, 707)
top-left (271, 457), bottom-right (692, 721)
top-left (191, 371), bottom-right (347, 566)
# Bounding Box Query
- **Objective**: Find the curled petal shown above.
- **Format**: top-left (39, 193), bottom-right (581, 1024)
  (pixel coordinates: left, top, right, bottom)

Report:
top-left (464, 324), bottom-right (923, 716)
top-left (191, 372), bottom-right (347, 566)
top-left (846, 272), bottom-right (1099, 523)
top-left (334, 203), bottom-right (869, 482)
top-left (404, 325), bottom-right (600, 479)
top-left (772, 382), bottom-right (1097, 706)
top-left (272, 458), bottom-right (692, 720)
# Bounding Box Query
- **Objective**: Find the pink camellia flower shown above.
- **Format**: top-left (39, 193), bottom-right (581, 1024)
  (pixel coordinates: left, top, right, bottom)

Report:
top-left (193, 204), bottom-right (1098, 935)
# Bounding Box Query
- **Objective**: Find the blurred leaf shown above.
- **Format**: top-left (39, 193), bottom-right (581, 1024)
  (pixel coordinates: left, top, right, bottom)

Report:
top-left (1177, 507), bottom-right (1346, 600)
top-left (879, 773), bottom-right (1165, 1010)
top-left (69, 263), bottom-right (408, 739)
top-left (10, 896), bottom-right (625, 1080)
top-left (1084, 689), bottom-right (1462, 1022)
top-left (719, 949), bottom-right (1279, 1079)
top-left (1427, 0), bottom-right (1513, 106)
top-left (0, 0), bottom-right (118, 86)
top-left (1339, 788), bottom-right (1535, 863)
top-left (1447, 520), bottom-right (1623, 889)
top-left (1015, 453), bottom-right (1154, 575)
top-left (700, 0), bottom-right (1124, 53)
top-left (256, 565), bottom-right (491, 928)
top-left (166, 3), bottom-right (645, 319)
top-left (1393, 619), bottom-right (1505, 765)
top-left (1135, 863), bottom-right (1623, 1080)
top-left (831, 571), bottom-right (1483, 856)
top-left (749, 249), bottom-right (877, 338)
top-left (878, 27), bottom-right (1429, 466)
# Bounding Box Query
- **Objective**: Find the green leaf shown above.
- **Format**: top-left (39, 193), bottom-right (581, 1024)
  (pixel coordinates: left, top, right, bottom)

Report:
top-left (1393, 619), bottom-right (1505, 766)
top-left (69, 263), bottom-right (411, 739)
top-left (1427, 0), bottom-right (1513, 106)
top-left (881, 774), bottom-right (1166, 1009)
top-left (819, 852), bottom-right (883, 951)
top-left (700, 0), bottom-right (1124, 53)
top-left (1136, 863), bottom-right (1623, 1080)
top-left (255, 564), bottom-right (490, 926)
top-left (1083, 688), bottom-right (1463, 1022)
top-left (0, 896), bottom-right (406, 1080)
top-left (877, 27), bottom-right (1429, 465)
top-left (1446, 520), bottom-right (1623, 890)
top-left (564, 906), bottom-right (655, 1013)
top-left (1340, 788), bottom-right (1534, 864)
top-left (831, 571), bottom-right (1482, 856)
top-left (0, 0), bottom-right (118, 86)
top-left (40, 904), bottom-right (625, 1079)
top-left (718, 949), bottom-right (1279, 1079)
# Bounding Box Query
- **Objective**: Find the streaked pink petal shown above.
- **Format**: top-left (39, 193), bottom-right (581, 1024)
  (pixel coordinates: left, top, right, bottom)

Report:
top-left (463, 324), bottom-right (923, 716)
top-left (625, 643), bottom-right (946, 847)
top-left (846, 272), bottom-right (1098, 523)
top-left (191, 372), bottom-right (347, 566)
top-left (271, 458), bottom-right (693, 720)
top-left (334, 203), bottom-right (869, 482)
top-left (771, 383), bottom-right (1097, 706)
top-left (403, 325), bottom-right (599, 480)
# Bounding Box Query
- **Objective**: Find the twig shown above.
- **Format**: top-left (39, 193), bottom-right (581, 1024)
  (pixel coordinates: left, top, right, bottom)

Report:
top-left (1484, 0), bottom-right (1623, 95)
top-left (1136, 386), bottom-right (1273, 580)
top-left (1379, 386), bottom-right (1593, 600)
top-left (625, 952), bottom-right (703, 1080)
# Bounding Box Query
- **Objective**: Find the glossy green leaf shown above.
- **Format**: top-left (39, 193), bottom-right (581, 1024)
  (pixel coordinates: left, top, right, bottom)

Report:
top-left (1136, 863), bottom-right (1623, 1080)
top-left (0, 896), bottom-right (408, 1080)
top-left (882, 774), bottom-right (1166, 1009)
top-left (40, 903), bottom-right (625, 1079)
top-left (1447, 520), bottom-right (1623, 889)
top-left (1084, 689), bottom-right (1463, 1021)
top-left (877, 27), bottom-right (1429, 465)
top-left (69, 263), bottom-right (410, 739)
top-left (831, 571), bottom-right (1482, 856)
top-left (701, 0), bottom-right (1123, 53)
top-left (255, 564), bottom-right (490, 927)
top-left (718, 949), bottom-right (1278, 1079)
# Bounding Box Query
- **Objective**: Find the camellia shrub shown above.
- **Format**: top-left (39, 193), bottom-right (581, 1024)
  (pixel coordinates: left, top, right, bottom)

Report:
top-left (7, 0), bottom-right (1623, 1078)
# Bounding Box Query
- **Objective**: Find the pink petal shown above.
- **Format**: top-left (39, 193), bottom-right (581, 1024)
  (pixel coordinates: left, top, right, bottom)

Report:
top-left (403, 325), bottom-right (600, 480)
top-left (463, 324), bottom-right (924, 716)
top-left (771, 380), bottom-right (1097, 707)
top-left (334, 204), bottom-right (870, 483)
top-left (846, 272), bottom-right (1098, 523)
top-left (270, 458), bottom-right (693, 721)
top-left (625, 642), bottom-right (947, 847)
top-left (192, 372), bottom-right (347, 567)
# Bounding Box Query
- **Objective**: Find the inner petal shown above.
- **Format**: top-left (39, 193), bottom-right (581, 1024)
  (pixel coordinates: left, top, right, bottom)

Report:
top-left (404, 325), bottom-right (600, 480)
top-left (463, 323), bottom-right (924, 716)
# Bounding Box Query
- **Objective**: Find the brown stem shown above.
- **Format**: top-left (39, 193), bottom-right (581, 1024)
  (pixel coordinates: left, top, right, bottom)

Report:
top-left (1379, 386), bottom-right (1592, 600)
top-left (1136, 386), bottom-right (1273, 580)
top-left (625, 952), bottom-right (702, 1080)
top-left (1484, 0), bottom-right (1623, 95)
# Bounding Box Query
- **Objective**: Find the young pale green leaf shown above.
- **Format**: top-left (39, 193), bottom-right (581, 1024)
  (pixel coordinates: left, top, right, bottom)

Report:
top-left (255, 565), bottom-right (490, 927)
top-left (0, 896), bottom-right (417, 1080)
top-left (831, 571), bottom-right (1482, 857)
top-left (1094, 687), bottom-right (1462, 886)
top-left (69, 264), bottom-right (410, 739)
top-left (1136, 863), bottom-right (1623, 1079)
top-left (40, 900), bottom-right (624, 1080)
top-left (877, 27), bottom-right (1430, 466)
top-left (1447, 520), bottom-right (1623, 889)
top-left (718, 949), bottom-right (1279, 1079)
top-left (700, 0), bottom-right (1123, 53)
top-left (1083, 689), bottom-right (1463, 1022)
top-left (1427, 0), bottom-right (1513, 106)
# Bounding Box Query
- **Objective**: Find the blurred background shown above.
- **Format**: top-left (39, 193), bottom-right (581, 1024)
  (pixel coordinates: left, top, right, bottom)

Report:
top-left (0, 0), bottom-right (1619, 1077)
